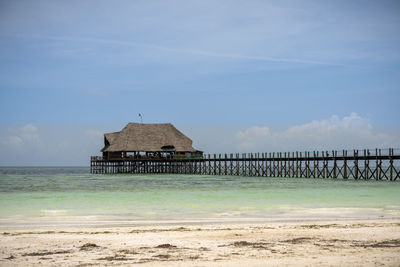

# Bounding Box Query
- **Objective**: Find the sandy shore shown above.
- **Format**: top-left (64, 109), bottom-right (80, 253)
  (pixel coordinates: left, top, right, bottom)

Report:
top-left (1, 219), bottom-right (400, 266)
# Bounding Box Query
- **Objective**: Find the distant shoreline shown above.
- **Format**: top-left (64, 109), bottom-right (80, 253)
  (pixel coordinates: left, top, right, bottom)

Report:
top-left (2, 214), bottom-right (400, 230)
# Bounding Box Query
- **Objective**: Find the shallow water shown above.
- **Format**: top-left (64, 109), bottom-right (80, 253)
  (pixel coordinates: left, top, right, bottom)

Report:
top-left (0, 167), bottom-right (399, 225)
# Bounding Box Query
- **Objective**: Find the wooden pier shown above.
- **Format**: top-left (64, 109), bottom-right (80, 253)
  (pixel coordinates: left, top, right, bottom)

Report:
top-left (91, 148), bottom-right (400, 181)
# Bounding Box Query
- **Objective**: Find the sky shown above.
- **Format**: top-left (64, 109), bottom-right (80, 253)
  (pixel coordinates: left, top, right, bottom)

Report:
top-left (0, 0), bottom-right (399, 166)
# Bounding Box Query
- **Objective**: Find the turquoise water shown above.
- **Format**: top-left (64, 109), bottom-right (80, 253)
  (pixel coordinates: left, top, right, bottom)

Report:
top-left (0, 167), bottom-right (399, 225)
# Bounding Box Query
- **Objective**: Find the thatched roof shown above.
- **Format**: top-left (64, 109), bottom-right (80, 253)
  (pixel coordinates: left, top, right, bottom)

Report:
top-left (101, 123), bottom-right (197, 153)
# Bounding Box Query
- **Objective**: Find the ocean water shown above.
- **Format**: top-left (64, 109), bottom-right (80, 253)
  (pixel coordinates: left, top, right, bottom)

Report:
top-left (0, 167), bottom-right (399, 226)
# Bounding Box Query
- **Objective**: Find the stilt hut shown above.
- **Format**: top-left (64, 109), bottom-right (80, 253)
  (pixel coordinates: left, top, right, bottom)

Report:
top-left (101, 123), bottom-right (202, 160)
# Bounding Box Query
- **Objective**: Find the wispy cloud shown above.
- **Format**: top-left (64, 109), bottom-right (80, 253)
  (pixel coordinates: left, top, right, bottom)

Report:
top-left (8, 34), bottom-right (340, 66)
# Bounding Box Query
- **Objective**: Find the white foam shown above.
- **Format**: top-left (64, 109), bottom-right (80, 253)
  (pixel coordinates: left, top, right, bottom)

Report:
top-left (40, 209), bottom-right (70, 215)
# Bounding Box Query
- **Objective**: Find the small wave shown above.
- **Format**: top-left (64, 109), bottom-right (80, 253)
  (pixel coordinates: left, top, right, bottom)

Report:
top-left (214, 211), bottom-right (244, 217)
top-left (40, 209), bottom-right (70, 215)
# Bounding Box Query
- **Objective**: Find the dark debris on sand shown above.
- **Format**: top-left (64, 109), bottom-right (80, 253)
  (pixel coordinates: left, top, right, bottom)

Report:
top-left (97, 254), bottom-right (130, 261)
top-left (79, 243), bottom-right (101, 251)
top-left (22, 250), bottom-right (72, 256)
top-left (231, 241), bottom-right (270, 249)
top-left (283, 237), bottom-right (313, 244)
top-left (155, 244), bottom-right (177, 249)
top-left (352, 239), bottom-right (400, 248)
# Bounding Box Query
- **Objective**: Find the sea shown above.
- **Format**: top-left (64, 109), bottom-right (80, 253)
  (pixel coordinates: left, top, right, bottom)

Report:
top-left (0, 167), bottom-right (399, 227)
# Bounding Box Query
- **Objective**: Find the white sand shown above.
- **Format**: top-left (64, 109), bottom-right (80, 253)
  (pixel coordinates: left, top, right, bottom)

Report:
top-left (1, 219), bottom-right (400, 266)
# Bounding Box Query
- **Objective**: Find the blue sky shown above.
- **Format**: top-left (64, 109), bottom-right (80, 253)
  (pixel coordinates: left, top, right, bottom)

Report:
top-left (0, 0), bottom-right (399, 165)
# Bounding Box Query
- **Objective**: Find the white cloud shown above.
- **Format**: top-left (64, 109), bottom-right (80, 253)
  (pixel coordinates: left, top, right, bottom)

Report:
top-left (236, 126), bottom-right (272, 151)
top-left (236, 113), bottom-right (400, 152)
top-left (19, 123), bottom-right (41, 144)
top-left (0, 124), bottom-right (105, 166)
top-left (2, 123), bottom-right (41, 149)
top-left (0, 117), bottom-right (399, 165)
top-left (7, 135), bottom-right (23, 147)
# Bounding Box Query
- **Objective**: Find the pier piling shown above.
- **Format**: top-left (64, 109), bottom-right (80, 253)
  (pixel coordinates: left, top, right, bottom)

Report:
top-left (90, 149), bottom-right (400, 181)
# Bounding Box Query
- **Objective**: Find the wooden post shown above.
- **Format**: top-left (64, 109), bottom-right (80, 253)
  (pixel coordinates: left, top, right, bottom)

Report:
top-left (277, 152), bottom-right (281, 177)
top-left (239, 154), bottom-right (242, 176)
top-left (255, 153), bottom-right (258, 176)
top-left (315, 151), bottom-right (319, 178)
top-left (354, 150), bottom-right (358, 180)
top-left (204, 155), bottom-right (207, 175)
top-left (374, 148), bottom-right (378, 180)
top-left (236, 153), bottom-right (239, 176)
top-left (376, 148), bottom-right (380, 180)
top-left (282, 152), bottom-right (287, 177)
top-left (217, 154), bottom-right (220, 175)
top-left (252, 153), bottom-right (255, 176)
top-left (198, 157), bottom-right (201, 175)
top-left (271, 152), bottom-right (274, 177)
top-left (240, 153), bottom-right (242, 176)
top-left (305, 151), bottom-right (308, 178)
top-left (278, 152), bottom-right (281, 177)
top-left (242, 153), bottom-right (244, 176)
top-left (379, 149), bottom-right (383, 180)
top-left (309, 151), bottom-right (312, 178)
top-left (207, 154), bottom-right (210, 175)
top-left (249, 153), bottom-right (253, 176)
top-left (261, 153), bottom-right (265, 176)
top-left (333, 150), bottom-right (337, 179)
top-left (368, 149), bottom-right (371, 180)
top-left (312, 151), bottom-right (316, 178)
top-left (213, 154), bottom-right (216, 175)
top-left (223, 154), bottom-right (226, 175)
top-left (292, 152), bottom-right (295, 177)
top-left (299, 152), bottom-right (303, 177)
top-left (365, 149), bottom-right (369, 180)
top-left (278, 152), bottom-right (282, 177)
top-left (321, 151), bottom-right (324, 178)
top-left (343, 150), bottom-right (347, 179)
top-left (247, 153), bottom-right (251, 176)
top-left (230, 154), bottom-right (233, 176)
top-left (363, 149), bottom-right (366, 180)
top-left (390, 148), bottom-right (394, 181)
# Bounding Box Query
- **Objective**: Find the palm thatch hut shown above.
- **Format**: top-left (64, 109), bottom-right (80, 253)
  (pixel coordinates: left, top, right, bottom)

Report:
top-left (101, 123), bottom-right (202, 160)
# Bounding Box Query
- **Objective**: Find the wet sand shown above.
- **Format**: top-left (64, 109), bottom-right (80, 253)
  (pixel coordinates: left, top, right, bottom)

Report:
top-left (1, 219), bottom-right (400, 266)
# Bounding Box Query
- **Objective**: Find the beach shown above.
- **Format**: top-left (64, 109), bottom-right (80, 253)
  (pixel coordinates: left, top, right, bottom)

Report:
top-left (1, 219), bottom-right (400, 266)
top-left (1, 167), bottom-right (400, 266)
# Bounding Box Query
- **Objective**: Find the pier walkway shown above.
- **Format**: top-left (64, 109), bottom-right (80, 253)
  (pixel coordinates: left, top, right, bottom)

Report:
top-left (91, 148), bottom-right (400, 181)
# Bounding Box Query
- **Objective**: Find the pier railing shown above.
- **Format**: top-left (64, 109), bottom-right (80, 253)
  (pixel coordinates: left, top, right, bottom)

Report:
top-left (90, 148), bottom-right (400, 181)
